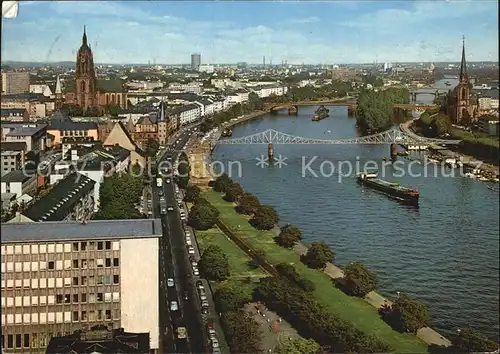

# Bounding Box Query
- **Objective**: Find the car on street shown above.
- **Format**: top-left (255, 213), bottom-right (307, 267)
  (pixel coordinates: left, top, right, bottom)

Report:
top-left (166, 179), bottom-right (171, 184)
top-left (191, 261), bottom-right (197, 267)
top-left (199, 287), bottom-right (206, 296)
top-left (193, 268), bottom-right (199, 276)
top-left (196, 280), bottom-right (204, 288)
top-left (183, 291), bottom-right (189, 301)
top-left (167, 207), bottom-right (174, 212)
top-left (185, 230), bottom-right (191, 237)
top-left (201, 300), bottom-right (209, 307)
top-left (177, 327), bottom-right (187, 339)
top-left (201, 307), bottom-right (209, 315)
top-left (167, 278), bottom-right (174, 287)
top-left (188, 246), bottom-right (195, 254)
top-left (211, 339), bottom-right (219, 348)
top-left (159, 190), bottom-right (164, 196)
top-left (185, 237), bottom-right (192, 246)
top-left (170, 301), bottom-right (178, 311)
top-left (180, 214), bottom-right (186, 221)
top-left (200, 294), bottom-right (207, 301)
top-left (213, 348), bottom-right (221, 354)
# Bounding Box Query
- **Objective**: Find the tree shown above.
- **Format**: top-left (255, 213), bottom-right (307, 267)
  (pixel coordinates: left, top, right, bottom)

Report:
top-left (221, 310), bottom-right (263, 353)
top-left (214, 285), bottom-right (252, 313)
top-left (275, 339), bottom-right (321, 354)
top-left (184, 184), bottom-right (201, 202)
top-left (451, 327), bottom-right (499, 353)
top-left (237, 193), bottom-right (260, 215)
top-left (252, 204), bottom-right (279, 230)
top-left (274, 224), bottom-right (302, 248)
top-left (199, 245), bottom-right (230, 281)
top-left (343, 262), bottom-right (378, 297)
top-left (145, 138), bottom-right (160, 157)
top-left (301, 242), bottom-right (334, 269)
top-left (213, 173), bottom-right (233, 192)
top-left (430, 114), bottom-right (452, 137)
top-left (248, 92), bottom-right (264, 111)
top-left (188, 201), bottom-right (219, 230)
top-left (61, 103), bottom-right (83, 117)
top-left (385, 293), bottom-right (429, 333)
top-left (224, 182), bottom-right (244, 202)
top-left (85, 106), bottom-right (102, 117)
top-left (106, 104), bottom-right (121, 116)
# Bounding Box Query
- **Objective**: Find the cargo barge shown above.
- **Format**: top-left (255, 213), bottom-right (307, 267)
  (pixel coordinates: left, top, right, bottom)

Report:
top-left (357, 172), bottom-right (419, 206)
top-left (312, 105), bottom-right (329, 121)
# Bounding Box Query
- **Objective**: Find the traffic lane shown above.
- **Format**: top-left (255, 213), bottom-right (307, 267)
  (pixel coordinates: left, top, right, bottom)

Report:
top-left (165, 170), bottom-right (206, 353)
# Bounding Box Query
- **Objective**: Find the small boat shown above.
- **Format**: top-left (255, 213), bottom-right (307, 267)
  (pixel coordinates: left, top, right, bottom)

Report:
top-left (312, 105), bottom-right (329, 121)
top-left (357, 171), bottom-right (419, 206)
top-left (445, 81), bottom-right (451, 86)
top-left (221, 128), bottom-right (233, 137)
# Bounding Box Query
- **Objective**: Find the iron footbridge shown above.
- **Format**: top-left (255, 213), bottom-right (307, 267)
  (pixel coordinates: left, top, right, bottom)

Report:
top-left (216, 128), bottom-right (462, 145)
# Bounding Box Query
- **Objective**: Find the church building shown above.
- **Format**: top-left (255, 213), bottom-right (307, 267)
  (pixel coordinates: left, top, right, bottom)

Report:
top-left (445, 37), bottom-right (476, 124)
top-left (64, 26), bottom-right (128, 112)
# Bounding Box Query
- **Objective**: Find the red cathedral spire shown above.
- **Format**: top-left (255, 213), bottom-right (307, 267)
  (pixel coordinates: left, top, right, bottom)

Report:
top-left (459, 35), bottom-right (468, 83)
top-left (82, 25), bottom-right (88, 47)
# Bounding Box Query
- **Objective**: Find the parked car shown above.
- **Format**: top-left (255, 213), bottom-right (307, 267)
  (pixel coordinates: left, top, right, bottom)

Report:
top-left (196, 280), bottom-right (204, 289)
top-left (201, 307), bottom-right (209, 315)
top-left (193, 268), bottom-right (199, 276)
top-left (201, 300), bottom-right (209, 307)
top-left (188, 246), bottom-right (195, 254)
top-left (177, 327), bottom-right (187, 339)
top-left (167, 278), bottom-right (174, 287)
top-left (167, 207), bottom-right (174, 212)
top-left (200, 294), bottom-right (207, 301)
top-left (183, 291), bottom-right (189, 301)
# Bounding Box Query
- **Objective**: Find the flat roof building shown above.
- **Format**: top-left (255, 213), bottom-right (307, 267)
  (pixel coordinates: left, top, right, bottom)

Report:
top-left (1, 219), bottom-right (161, 353)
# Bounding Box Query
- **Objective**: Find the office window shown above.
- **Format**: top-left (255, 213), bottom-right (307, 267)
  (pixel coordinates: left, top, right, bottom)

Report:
top-left (7, 297), bottom-right (13, 307)
top-left (105, 310), bottom-right (112, 320)
top-left (14, 245), bottom-right (22, 254)
top-left (89, 293), bottom-right (95, 303)
top-left (105, 258), bottom-right (111, 267)
top-left (103, 276), bottom-right (111, 285)
top-left (15, 296), bottom-right (21, 307)
top-left (31, 313), bottom-right (38, 323)
top-left (72, 242), bottom-right (79, 251)
top-left (47, 244), bottom-right (55, 253)
top-left (15, 279), bottom-right (21, 288)
top-left (81, 293), bottom-right (87, 303)
top-left (64, 312), bottom-right (71, 323)
top-left (113, 275), bottom-right (119, 284)
top-left (81, 276), bottom-right (87, 285)
top-left (6, 246), bottom-right (14, 255)
top-left (64, 244), bottom-right (71, 253)
top-left (15, 314), bottom-right (22, 324)
top-left (23, 334), bottom-right (29, 348)
top-left (22, 245), bottom-right (30, 254)
top-left (0, 263), bottom-right (4, 273)
top-left (73, 277), bottom-right (79, 286)
top-left (97, 293), bottom-right (103, 302)
top-left (15, 334), bottom-right (21, 348)
top-left (22, 262), bottom-right (30, 271)
top-left (40, 313), bottom-right (46, 324)
top-left (72, 311), bottom-right (79, 321)
top-left (7, 314), bottom-right (14, 324)
top-left (81, 311), bottom-right (87, 321)
top-left (56, 260), bottom-right (63, 270)
top-left (113, 258), bottom-right (119, 267)
top-left (39, 244), bottom-right (46, 253)
top-left (6, 262), bottom-right (13, 271)
top-left (40, 296), bottom-right (47, 305)
top-left (15, 262), bottom-right (22, 272)
top-left (48, 295), bottom-right (55, 305)
top-left (73, 294), bottom-right (79, 303)
top-left (81, 259), bottom-right (87, 268)
top-left (112, 241), bottom-right (119, 251)
top-left (31, 261), bottom-right (39, 271)
top-left (48, 261), bottom-right (54, 270)
top-left (31, 244), bottom-right (39, 254)
top-left (64, 278), bottom-right (71, 286)
top-left (96, 259), bottom-right (103, 267)
top-left (23, 296), bottom-right (30, 306)
top-left (64, 260), bottom-right (71, 269)
top-left (89, 242), bottom-right (95, 250)
top-left (55, 278), bottom-right (62, 287)
top-left (105, 241), bottom-right (111, 250)
top-left (23, 313), bottom-right (30, 324)
top-left (89, 276), bottom-right (95, 286)
top-left (88, 259), bottom-right (95, 268)
top-left (40, 261), bottom-right (47, 270)
top-left (47, 278), bottom-right (54, 288)
top-left (7, 334), bottom-right (13, 349)
top-left (97, 310), bottom-right (102, 320)
top-left (64, 294), bottom-right (70, 303)
top-left (56, 295), bottom-right (63, 304)
top-left (23, 279), bottom-right (30, 288)
top-left (81, 242), bottom-right (87, 251)
top-left (97, 276), bottom-right (103, 285)
top-left (31, 279), bottom-right (38, 288)
top-left (89, 310), bottom-right (96, 321)
top-left (73, 259), bottom-right (79, 268)
top-left (39, 278), bottom-right (47, 288)
top-left (56, 244), bottom-right (63, 253)
top-left (104, 293), bottom-right (112, 302)
top-left (31, 296), bottom-right (38, 305)
top-left (48, 312), bottom-right (55, 323)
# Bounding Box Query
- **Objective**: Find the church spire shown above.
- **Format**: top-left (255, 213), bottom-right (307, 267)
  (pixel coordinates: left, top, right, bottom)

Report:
top-left (82, 25), bottom-right (87, 46)
top-left (55, 75), bottom-right (62, 94)
top-left (459, 35), bottom-right (468, 82)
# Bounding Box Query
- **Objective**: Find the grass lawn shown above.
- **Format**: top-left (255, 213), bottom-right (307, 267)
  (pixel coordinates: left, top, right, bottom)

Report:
top-left (195, 225), bottom-right (268, 292)
top-left (202, 189), bottom-right (429, 353)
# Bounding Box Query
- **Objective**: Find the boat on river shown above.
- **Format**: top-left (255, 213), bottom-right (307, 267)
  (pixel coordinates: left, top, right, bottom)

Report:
top-left (445, 81), bottom-right (452, 86)
top-left (357, 171), bottom-right (420, 206)
top-left (221, 128), bottom-right (233, 137)
top-left (312, 105), bottom-right (329, 121)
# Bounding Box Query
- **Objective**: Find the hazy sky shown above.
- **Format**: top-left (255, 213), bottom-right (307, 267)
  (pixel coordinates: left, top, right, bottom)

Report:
top-left (1, 1), bottom-right (498, 64)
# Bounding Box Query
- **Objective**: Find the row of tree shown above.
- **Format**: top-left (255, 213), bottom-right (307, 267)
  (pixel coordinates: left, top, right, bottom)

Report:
top-left (175, 152), bottom-right (190, 189)
top-left (269, 81), bottom-right (353, 104)
top-left (417, 112), bottom-right (452, 138)
top-left (93, 165), bottom-right (144, 219)
top-left (355, 87), bottom-right (410, 133)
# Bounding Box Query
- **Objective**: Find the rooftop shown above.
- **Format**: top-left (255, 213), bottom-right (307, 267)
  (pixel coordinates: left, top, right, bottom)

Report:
top-left (5, 124), bottom-right (47, 137)
top-left (1, 169), bottom-right (33, 184)
top-left (23, 172), bottom-right (96, 222)
top-left (49, 111), bottom-right (98, 131)
top-left (0, 108), bottom-right (27, 116)
top-left (1, 218), bottom-right (162, 243)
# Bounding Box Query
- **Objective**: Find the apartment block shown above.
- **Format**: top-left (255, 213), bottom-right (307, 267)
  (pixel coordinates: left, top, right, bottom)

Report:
top-left (1, 219), bottom-right (161, 353)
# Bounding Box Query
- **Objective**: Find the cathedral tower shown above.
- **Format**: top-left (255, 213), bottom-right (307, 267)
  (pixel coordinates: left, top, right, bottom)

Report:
top-left (454, 36), bottom-right (470, 124)
top-left (75, 25), bottom-right (97, 110)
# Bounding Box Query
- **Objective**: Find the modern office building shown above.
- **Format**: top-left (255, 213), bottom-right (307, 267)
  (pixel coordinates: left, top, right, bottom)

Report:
top-left (1, 219), bottom-right (161, 354)
top-left (191, 53), bottom-right (201, 71)
top-left (1, 72), bottom-right (30, 95)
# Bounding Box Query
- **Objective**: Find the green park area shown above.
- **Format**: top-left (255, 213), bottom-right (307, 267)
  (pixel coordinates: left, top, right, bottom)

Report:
top-left (195, 224), bottom-right (268, 293)
top-left (201, 189), bottom-right (429, 353)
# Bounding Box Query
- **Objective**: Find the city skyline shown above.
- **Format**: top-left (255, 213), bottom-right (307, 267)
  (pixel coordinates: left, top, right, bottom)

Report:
top-left (1, 1), bottom-right (499, 65)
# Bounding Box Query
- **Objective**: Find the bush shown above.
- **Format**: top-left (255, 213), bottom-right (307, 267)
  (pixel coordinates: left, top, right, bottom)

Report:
top-left (300, 242), bottom-right (334, 269)
top-left (223, 182), bottom-right (244, 202)
top-left (237, 193), bottom-right (260, 215)
top-left (274, 224), bottom-right (302, 248)
top-left (199, 245), bottom-right (230, 281)
top-left (188, 199), bottom-right (219, 230)
top-left (184, 184), bottom-right (201, 202)
top-left (381, 293), bottom-right (429, 333)
top-left (343, 262), bottom-right (378, 297)
top-left (251, 204), bottom-right (279, 230)
top-left (213, 173), bottom-right (233, 192)
top-left (221, 310), bottom-right (263, 353)
top-left (275, 263), bottom-right (315, 292)
top-left (214, 285), bottom-right (252, 313)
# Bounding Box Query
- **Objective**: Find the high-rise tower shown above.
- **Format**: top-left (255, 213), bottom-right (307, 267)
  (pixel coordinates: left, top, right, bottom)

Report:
top-left (75, 25), bottom-right (97, 110)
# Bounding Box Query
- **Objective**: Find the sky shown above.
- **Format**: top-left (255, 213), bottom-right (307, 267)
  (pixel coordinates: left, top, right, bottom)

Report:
top-left (1, 0), bottom-right (498, 64)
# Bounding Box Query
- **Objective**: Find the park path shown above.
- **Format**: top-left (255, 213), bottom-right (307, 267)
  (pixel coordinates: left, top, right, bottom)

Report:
top-left (273, 228), bottom-right (452, 347)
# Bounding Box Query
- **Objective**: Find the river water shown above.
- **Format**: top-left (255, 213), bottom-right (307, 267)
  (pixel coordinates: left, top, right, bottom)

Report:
top-left (212, 79), bottom-right (499, 339)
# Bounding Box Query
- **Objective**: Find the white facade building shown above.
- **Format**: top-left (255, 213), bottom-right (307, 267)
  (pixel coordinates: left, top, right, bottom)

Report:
top-left (0, 219), bottom-right (161, 354)
top-left (176, 104), bottom-right (201, 125)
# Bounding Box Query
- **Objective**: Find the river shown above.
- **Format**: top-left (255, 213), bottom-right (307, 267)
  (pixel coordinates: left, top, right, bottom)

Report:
top-left (211, 79), bottom-right (499, 340)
